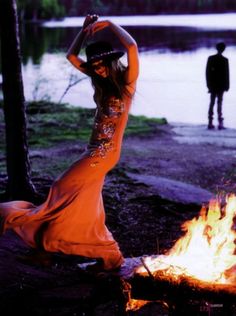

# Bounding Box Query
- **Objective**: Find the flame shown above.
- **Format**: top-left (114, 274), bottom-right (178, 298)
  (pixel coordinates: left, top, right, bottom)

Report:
top-left (137, 194), bottom-right (236, 284)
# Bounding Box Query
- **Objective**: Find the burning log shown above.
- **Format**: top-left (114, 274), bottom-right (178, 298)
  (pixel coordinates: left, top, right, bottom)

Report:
top-left (105, 256), bottom-right (235, 315)
top-left (122, 194), bottom-right (236, 314)
top-left (126, 269), bottom-right (236, 315)
top-left (130, 261), bottom-right (236, 302)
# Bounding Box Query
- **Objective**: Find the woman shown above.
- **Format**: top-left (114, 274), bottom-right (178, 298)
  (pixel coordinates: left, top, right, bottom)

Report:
top-left (0, 15), bottom-right (139, 271)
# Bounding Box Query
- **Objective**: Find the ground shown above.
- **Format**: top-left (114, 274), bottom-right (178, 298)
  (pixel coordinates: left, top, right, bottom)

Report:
top-left (0, 122), bottom-right (236, 315)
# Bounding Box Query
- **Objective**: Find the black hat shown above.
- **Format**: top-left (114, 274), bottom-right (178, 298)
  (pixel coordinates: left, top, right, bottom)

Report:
top-left (80, 41), bottom-right (124, 68)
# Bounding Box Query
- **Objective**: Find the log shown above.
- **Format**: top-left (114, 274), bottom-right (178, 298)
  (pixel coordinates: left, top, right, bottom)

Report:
top-left (130, 272), bottom-right (236, 301)
top-left (118, 256), bottom-right (236, 314)
top-left (79, 257), bottom-right (236, 304)
top-left (125, 257), bottom-right (236, 306)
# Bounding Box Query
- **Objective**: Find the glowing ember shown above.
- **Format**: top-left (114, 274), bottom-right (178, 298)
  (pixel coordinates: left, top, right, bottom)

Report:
top-left (126, 299), bottom-right (168, 312)
top-left (136, 194), bottom-right (236, 284)
top-left (126, 299), bottom-right (150, 311)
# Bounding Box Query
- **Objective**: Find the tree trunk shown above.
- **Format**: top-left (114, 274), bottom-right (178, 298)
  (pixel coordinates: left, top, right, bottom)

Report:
top-left (0, 0), bottom-right (37, 201)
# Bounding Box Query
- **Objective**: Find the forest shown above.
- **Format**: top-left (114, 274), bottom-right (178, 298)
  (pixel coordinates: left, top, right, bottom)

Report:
top-left (17, 0), bottom-right (236, 21)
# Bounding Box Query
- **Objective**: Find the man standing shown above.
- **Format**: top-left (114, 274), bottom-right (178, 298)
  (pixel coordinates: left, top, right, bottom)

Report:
top-left (206, 42), bottom-right (229, 130)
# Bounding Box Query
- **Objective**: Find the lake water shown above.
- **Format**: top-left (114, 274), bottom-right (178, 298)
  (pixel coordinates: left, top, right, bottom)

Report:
top-left (2, 14), bottom-right (236, 128)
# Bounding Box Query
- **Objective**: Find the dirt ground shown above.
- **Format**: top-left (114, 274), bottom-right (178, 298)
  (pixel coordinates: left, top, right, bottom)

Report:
top-left (0, 122), bottom-right (236, 315)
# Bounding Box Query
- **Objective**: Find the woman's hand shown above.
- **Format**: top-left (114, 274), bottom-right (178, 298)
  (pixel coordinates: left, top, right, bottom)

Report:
top-left (84, 20), bottom-right (110, 36)
top-left (82, 14), bottom-right (99, 31)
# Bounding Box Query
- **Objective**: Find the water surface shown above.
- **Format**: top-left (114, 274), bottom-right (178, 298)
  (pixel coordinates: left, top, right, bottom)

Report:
top-left (1, 14), bottom-right (236, 128)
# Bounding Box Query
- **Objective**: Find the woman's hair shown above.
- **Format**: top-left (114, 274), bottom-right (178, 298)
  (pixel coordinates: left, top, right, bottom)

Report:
top-left (90, 59), bottom-right (132, 105)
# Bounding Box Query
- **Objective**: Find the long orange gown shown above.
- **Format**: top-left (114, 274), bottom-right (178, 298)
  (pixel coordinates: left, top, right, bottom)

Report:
top-left (0, 94), bottom-right (131, 270)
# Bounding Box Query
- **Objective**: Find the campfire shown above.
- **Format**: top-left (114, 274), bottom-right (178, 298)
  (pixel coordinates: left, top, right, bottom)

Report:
top-left (136, 194), bottom-right (236, 285)
top-left (125, 194), bottom-right (236, 314)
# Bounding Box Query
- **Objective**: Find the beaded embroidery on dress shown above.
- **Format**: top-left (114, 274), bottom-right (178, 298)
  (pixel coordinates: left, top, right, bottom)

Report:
top-left (89, 96), bottom-right (125, 160)
top-left (0, 95), bottom-right (129, 270)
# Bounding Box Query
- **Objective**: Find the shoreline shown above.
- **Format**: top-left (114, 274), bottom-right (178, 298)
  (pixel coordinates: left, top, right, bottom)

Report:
top-left (169, 122), bottom-right (236, 147)
top-left (1, 101), bottom-right (236, 201)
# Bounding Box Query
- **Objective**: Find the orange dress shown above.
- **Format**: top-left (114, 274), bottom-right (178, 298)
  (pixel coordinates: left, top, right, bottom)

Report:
top-left (0, 94), bottom-right (131, 270)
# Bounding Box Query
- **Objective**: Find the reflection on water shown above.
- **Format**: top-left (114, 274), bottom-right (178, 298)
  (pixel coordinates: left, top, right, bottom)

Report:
top-left (20, 24), bottom-right (68, 65)
top-left (126, 26), bottom-right (236, 53)
top-left (1, 15), bottom-right (236, 128)
top-left (18, 23), bottom-right (236, 66)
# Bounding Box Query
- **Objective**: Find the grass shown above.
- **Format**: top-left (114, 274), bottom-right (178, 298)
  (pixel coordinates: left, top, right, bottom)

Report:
top-left (126, 114), bottom-right (167, 136)
top-left (0, 100), bottom-right (167, 150)
top-left (0, 100), bottom-right (168, 192)
top-left (26, 101), bottom-right (95, 146)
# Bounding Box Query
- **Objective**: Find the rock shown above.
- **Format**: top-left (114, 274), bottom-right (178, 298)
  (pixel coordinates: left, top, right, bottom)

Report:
top-left (126, 172), bottom-right (213, 205)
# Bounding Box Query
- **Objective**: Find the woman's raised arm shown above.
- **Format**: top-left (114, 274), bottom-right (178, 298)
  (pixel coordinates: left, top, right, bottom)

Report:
top-left (66, 14), bottom-right (98, 74)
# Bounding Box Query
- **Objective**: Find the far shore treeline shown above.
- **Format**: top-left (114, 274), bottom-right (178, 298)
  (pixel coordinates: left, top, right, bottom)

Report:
top-left (17, 0), bottom-right (236, 21)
